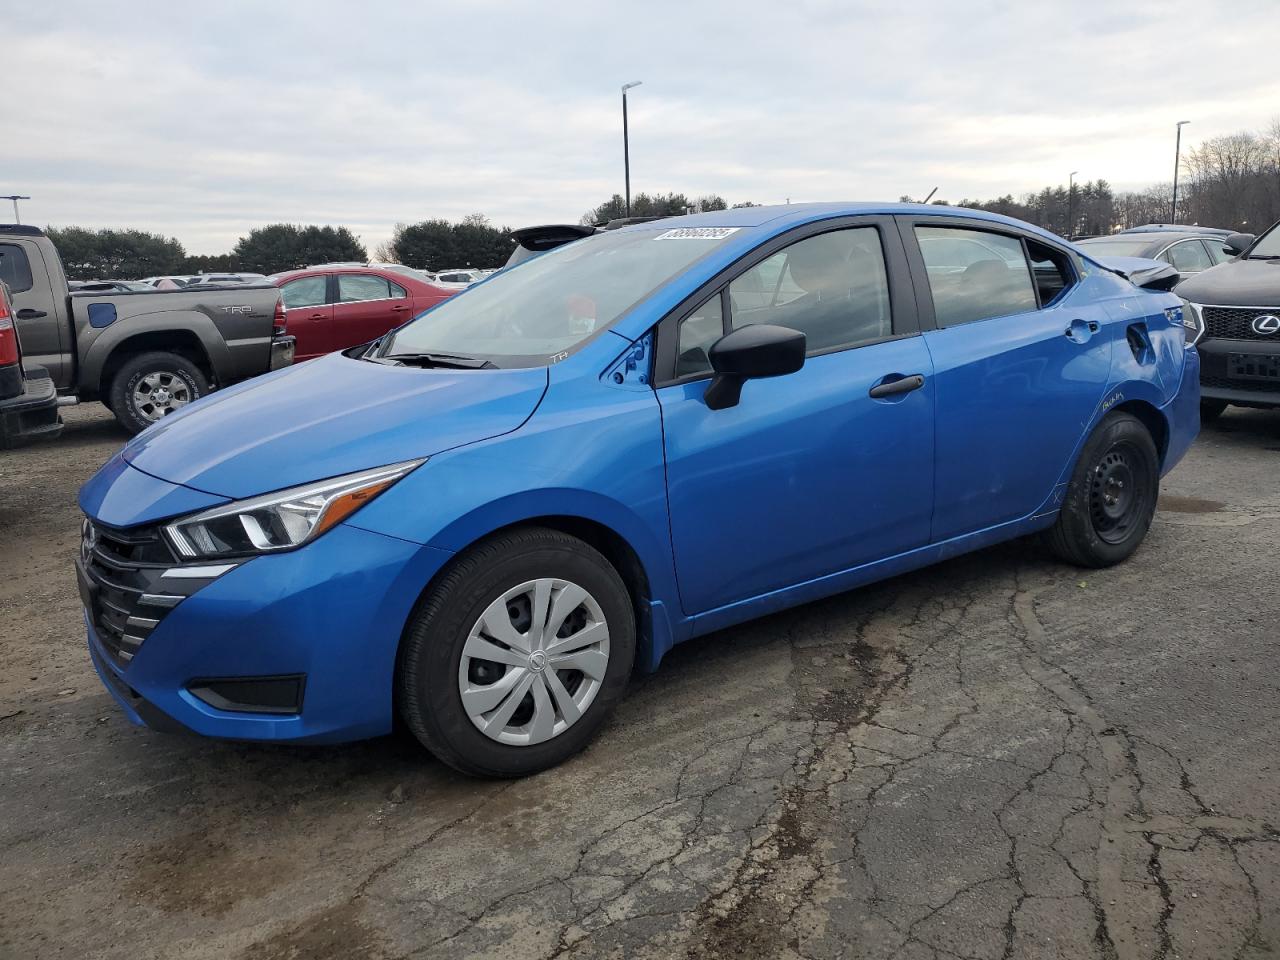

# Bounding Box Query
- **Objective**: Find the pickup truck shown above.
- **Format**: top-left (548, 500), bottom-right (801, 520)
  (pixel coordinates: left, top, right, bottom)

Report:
top-left (0, 279), bottom-right (62, 448)
top-left (0, 225), bottom-right (295, 434)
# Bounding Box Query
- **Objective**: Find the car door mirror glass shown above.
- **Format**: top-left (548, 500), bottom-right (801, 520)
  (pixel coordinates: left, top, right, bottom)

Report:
top-left (704, 323), bottom-right (806, 410)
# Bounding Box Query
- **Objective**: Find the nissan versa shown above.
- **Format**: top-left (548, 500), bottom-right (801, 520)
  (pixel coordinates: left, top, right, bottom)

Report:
top-left (78, 203), bottom-right (1200, 777)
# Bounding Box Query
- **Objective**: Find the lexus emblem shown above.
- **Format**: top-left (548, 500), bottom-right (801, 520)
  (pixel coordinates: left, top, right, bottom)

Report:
top-left (1252, 314), bottom-right (1280, 335)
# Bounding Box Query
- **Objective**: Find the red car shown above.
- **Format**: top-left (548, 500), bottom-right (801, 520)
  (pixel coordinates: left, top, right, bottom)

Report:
top-left (270, 265), bottom-right (458, 361)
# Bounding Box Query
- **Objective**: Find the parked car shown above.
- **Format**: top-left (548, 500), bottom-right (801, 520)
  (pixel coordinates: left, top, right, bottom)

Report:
top-left (0, 279), bottom-right (62, 448)
top-left (1076, 231), bottom-right (1235, 277)
top-left (269, 264), bottom-right (459, 361)
top-left (0, 225), bottom-right (294, 434)
top-left (68, 280), bottom-right (157, 293)
top-left (78, 202), bottom-right (1197, 777)
top-left (184, 273), bottom-right (269, 286)
top-left (433, 268), bottom-right (485, 285)
top-left (1120, 223), bottom-right (1239, 237)
top-left (1176, 219), bottom-right (1280, 420)
top-left (140, 276), bottom-right (194, 288)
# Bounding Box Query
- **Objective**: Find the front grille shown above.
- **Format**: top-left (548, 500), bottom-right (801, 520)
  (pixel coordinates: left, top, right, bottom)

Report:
top-left (1202, 306), bottom-right (1280, 343)
top-left (1201, 375), bottom-right (1280, 395)
top-left (79, 520), bottom-right (229, 668)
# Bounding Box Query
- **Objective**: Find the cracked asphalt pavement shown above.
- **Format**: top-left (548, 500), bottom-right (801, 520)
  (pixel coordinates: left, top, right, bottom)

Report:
top-left (2, 404), bottom-right (1278, 959)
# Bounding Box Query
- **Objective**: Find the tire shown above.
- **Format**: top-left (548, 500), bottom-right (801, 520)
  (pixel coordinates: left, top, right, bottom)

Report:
top-left (107, 351), bottom-right (208, 435)
top-left (398, 527), bottom-right (636, 778)
top-left (1200, 399), bottom-right (1228, 424)
top-left (1043, 412), bottom-right (1159, 568)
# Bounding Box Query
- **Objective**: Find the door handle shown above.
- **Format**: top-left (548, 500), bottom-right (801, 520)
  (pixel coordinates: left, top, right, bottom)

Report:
top-left (307, 312), bottom-right (326, 319)
top-left (868, 374), bottom-right (925, 399)
top-left (16, 308), bottom-right (47, 320)
top-left (1064, 319), bottom-right (1100, 340)
top-left (391, 304), bottom-right (410, 312)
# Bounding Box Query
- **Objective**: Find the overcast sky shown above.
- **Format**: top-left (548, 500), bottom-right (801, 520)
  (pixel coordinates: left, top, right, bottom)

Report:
top-left (7, 0), bottom-right (1279, 255)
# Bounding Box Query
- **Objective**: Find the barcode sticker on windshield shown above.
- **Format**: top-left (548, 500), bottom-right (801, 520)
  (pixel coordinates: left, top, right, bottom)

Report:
top-left (653, 227), bottom-right (739, 240)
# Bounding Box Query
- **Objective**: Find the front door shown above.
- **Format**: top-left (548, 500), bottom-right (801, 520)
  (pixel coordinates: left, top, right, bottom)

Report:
top-left (655, 219), bottom-right (935, 616)
top-left (904, 218), bottom-right (1112, 540)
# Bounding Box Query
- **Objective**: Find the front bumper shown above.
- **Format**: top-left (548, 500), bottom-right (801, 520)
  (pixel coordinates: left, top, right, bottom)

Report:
top-left (86, 522), bottom-right (453, 744)
top-left (1197, 337), bottom-right (1280, 408)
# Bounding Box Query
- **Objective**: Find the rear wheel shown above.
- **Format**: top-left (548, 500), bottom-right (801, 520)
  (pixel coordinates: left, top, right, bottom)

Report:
top-left (107, 351), bottom-right (208, 435)
top-left (1200, 399), bottom-right (1228, 424)
top-left (398, 527), bottom-right (635, 777)
top-left (1043, 412), bottom-right (1159, 568)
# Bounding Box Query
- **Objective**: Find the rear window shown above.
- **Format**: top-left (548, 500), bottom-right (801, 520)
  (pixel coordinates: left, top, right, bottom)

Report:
top-left (0, 243), bottom-right (34, 294)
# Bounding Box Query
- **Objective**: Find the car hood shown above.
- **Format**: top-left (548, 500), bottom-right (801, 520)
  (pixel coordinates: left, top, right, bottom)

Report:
top-left (1176, 258), bottom-right (1280, 306)
top-left (122, 353), bottom-right (549, 500)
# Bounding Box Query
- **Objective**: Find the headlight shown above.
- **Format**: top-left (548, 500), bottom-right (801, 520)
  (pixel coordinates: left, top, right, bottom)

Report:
top-left (164, 460), bottom-right (423, 559)
top-left (1178, 299), bottom-right (1205, 345)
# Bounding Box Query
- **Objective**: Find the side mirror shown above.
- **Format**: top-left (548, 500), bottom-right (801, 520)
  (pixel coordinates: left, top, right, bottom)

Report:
top-left (703, 324), bottom-right (806, 410)
top-left (1225, 232), bottom-right (1255, 256)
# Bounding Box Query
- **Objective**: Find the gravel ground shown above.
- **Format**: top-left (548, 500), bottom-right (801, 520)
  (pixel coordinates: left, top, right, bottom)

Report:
top-left (1, 403), bottom-right (1278, 960)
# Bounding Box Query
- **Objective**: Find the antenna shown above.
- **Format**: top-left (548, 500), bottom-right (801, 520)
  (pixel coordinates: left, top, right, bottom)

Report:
top-left (921, 187), bottom-right (938, 204)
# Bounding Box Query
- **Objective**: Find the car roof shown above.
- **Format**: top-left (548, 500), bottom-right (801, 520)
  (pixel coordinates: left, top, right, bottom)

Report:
top-left (609, 202), bottom-right (1081, 249)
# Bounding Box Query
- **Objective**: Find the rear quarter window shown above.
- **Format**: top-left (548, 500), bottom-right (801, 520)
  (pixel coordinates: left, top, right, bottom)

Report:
top-left (0, 243), bottom-right (34, 294)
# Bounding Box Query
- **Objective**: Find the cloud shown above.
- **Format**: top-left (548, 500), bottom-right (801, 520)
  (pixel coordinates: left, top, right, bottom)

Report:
top-left (7, 0), bottom-right (1279, 254)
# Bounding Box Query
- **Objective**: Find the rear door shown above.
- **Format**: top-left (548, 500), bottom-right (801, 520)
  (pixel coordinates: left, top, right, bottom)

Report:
top-left (333, 273), bottom-right (413, 350)
top-left (0, 239), bottom-right (69, 384)
top-left (901, 217), bottom-right (1111, 541)
top-left (655, 217), bottom-right (935, 616)
top-left (279, 274), bottom-right (333, 360)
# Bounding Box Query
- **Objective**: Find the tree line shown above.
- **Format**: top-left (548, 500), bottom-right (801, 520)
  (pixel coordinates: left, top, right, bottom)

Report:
top-left (923, 121), bottom-right (1280, 238)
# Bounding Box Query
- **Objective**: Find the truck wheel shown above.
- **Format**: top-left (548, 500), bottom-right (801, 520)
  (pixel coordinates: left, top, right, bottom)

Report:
top-left (397, 527), bottom-right (635, 778)
top-left (1043, 411), bottom-right (1159, 568)
top-left (108, 352), bottom-right (208, 435)
top-left (1200, 399), bottom-right (1228, 424)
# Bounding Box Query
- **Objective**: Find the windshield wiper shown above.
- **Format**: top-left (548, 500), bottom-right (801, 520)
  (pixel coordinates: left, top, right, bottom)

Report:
top-left (375, 352), bottom-right (498, 369)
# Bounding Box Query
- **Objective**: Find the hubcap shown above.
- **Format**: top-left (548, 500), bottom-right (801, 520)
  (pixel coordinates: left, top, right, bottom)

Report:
top-left (1089, 446), bottom-right (1145, 544)
top-left (132, 372), bottom-right (192, 422)
top-left (458, 578), bottom-right (610, 746)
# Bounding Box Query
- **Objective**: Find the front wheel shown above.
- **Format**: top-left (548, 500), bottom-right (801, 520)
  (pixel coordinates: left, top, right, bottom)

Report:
top-left (107, 351), bottom-right (208, 435)
top-left (1043, 411), bottom-right (1159, 568)
top-left (398, 527), bottom-right (635, 777)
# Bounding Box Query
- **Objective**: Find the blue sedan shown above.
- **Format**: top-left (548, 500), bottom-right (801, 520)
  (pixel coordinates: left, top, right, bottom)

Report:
top-left (78, 203), bottom-right (1200, 776)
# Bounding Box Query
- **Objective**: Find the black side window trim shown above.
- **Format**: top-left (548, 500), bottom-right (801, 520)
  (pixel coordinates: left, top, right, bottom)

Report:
top-left (895, 215), bottom-right (1083, 332)
top-left (652, 215), bottom-right (920, 387)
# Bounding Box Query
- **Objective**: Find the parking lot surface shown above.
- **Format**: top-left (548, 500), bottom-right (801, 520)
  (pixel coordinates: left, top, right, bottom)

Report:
top-left (2, 404), bottom-right (1278, 960)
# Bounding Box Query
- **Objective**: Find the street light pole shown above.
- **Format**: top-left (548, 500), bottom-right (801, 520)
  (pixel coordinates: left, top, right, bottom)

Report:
top-left (1067, 172), bottom-right (1078, 238)
top-left (621, 81), bottom-right (642, 218)
top-left (1171, 120), bottom-right (1190, 223)
top-left (2, 195), bottom-right (31, 223)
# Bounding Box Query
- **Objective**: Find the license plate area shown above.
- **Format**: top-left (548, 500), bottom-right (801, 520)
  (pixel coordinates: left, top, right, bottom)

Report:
top-left (1227, 353), bottom-right (1280, 381)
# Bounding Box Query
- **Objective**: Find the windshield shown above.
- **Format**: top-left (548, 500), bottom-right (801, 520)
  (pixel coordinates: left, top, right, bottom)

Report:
top-left (1249, 223), bottom-right (1280, 258)
top-left (381, 227), bottom-right (738, 366)
top-left (1075, 237), bottom-right (1160, 257)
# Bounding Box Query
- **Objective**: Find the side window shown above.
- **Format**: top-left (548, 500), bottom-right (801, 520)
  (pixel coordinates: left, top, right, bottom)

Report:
top-left (1167, 240), bottom-right (1212, 273)
top-left (388, 280), bottom-right (407, 299)
top-left (0, 243), bottom-right (34, 294)
top-left (915, 226), bottom-right (1037, 327)
top-left (1025, 239), bottom-right (1077, 306)
top-left (675, 295), bottom-right (724, 378)
top-left (338, 274), bottom-right (392, 302)
top-left (1206, 240), bottom-right (1232, 264)
top-left (281, 276), bottom-right (327, 309)
top-left (727, 227), bottom-right (891, 353)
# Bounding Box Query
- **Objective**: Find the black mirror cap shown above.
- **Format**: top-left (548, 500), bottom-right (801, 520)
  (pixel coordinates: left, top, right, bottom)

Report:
top-left (704, 324), bottom-right (806, 410)
top-left (1225, 232), bottom-right (1255, 256)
